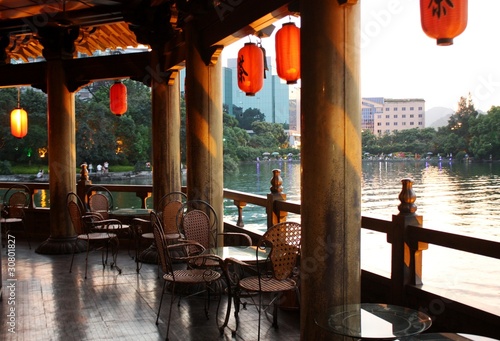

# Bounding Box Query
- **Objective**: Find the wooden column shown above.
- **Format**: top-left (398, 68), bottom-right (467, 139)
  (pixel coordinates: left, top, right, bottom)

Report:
top-left (300, 0), bottom-right (361, 339)
top-left (184, 23), bottom-right (224, 238)
top-left (151, 46), bottom-right (182, 210)
top-left (36, 26), bottom-right (82, 254)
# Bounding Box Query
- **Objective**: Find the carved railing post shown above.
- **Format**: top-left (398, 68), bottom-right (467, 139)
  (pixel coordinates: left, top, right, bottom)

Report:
top-left (233, 200), bottom-right (247, 227)
top-left (136, 191), bottom-right (152, 209)
top-left (267, 169), bottom-right (287, 228)
top-left (76, 163), bottom-right (91, 205)
top-left (390, 178), bottom-right (427, 305)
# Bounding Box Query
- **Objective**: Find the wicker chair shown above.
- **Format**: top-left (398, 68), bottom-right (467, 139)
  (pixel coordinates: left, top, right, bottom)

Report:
top-left (226, 221), bottom-right (301, 340)
top-left (87, 185), bottom-right (132, 252)
top-left (152, 211), bottom-right (228, 340)
top-left (1, 184), bottom-right (31, 249)
top-left (134, 191), bottom-right (187, 273)
top-left (67, 192), bottom-right (122, 279)
top-left (177, 200), bottom-right (252, 262)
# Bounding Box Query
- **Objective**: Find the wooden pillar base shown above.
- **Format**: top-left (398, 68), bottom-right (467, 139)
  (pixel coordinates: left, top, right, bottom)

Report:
top-left (35, 236), bottom-right (86, 255)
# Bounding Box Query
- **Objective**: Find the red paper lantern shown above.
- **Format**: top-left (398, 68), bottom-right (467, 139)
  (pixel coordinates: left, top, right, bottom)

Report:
top-left (420, 0), bottom-right (468, 46)
top-left (275, 22), bottom-right (300, 84)
top-left (237, 43), bottom-right (264, 96)
top-left (10, 107), bottom-right (28, 138)
top-left (110, 81), bottom-right (127, 116)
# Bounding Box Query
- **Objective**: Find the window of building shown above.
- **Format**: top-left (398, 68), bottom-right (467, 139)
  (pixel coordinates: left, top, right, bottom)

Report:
top-left (418, 122), bottom-right (423, 125)
top-left (402, 107), bottom-right (406, 111)
top-left (418, 114), bottom-right (423, 118)
top-left (394, 122), bottom-right (398, 126)
top-left (410, 107), bottom-right (414, 111)
top-left (386, 122), bottom-right (390, 126)
top-left (410, 114), bottom-right (414, 118)
top-left (402, 122), bottom-right (406, 125)
top-left (386, 115), bottom-right (390, 118)
top-left (418, 106), bottom-right (423, 110)
top-left (394, 115), bottom-right (398, 118)
top-left (402, 114), bottom-right (406, 118)
top-left (394, 107), bottom-right (398, 111)
top-left (377, 122), bottom-right (382, 126)
top-left (377, 115), bottom-right (382, 119)
top-left (410, 122), bottom-right (414, 125)
top-left (385, 107), bottom-right (390, 111)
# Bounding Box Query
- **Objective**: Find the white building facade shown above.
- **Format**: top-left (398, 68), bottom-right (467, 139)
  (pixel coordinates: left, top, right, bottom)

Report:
top-left (367, 98), bottom-right (426, 135)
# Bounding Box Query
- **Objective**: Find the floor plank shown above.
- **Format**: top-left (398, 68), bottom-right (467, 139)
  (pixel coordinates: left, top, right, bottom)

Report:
top-left (0, 239), bottom-right (300, 341)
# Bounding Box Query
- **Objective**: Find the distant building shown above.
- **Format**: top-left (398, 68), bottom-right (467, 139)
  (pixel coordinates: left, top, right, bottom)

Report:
top-left (363, 97), bottom-right (426, 135)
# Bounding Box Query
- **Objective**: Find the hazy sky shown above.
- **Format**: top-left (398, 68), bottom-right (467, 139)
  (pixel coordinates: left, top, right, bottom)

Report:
top-left (222, 1), bottom-right (500, 112)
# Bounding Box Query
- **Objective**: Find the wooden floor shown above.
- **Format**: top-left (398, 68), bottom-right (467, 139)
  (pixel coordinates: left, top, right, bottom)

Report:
top-left (0, 239), bottom-right (300, 341)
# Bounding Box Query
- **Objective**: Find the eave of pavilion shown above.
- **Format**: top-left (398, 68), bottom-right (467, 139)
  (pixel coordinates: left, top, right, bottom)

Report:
top-left (0, 0), bottom-right (295, 90)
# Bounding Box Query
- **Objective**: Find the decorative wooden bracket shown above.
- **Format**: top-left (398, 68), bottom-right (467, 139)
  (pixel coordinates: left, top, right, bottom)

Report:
top-left (337, 0), bottom-right (358, 5)
top-left (200, 45), bottom-right (224, 66)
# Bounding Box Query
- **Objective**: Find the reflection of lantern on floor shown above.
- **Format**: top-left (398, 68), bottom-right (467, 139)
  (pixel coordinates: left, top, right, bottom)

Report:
top-left (276, 22), bottom-right (300, 84)
top-left (110, 81), bottom-right (127, 116)
top-left (237, 43), bottom-right (264, 96)
top-left (420, 0), bottom-right (468, 46)
top-left (11, 88), bottom-right (28, 138)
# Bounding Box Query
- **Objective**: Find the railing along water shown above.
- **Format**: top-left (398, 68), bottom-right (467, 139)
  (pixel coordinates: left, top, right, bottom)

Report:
top-left (1, 168), bottom-right (500, 338)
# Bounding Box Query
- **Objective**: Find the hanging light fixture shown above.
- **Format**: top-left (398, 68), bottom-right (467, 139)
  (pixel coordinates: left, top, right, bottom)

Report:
top-left (420, 0), bottom-right (468, 46)
top-left (275, 22), bottom-right (300, 84)
top-left (10, 87), bottom-right (28, 139)
top-left (110, 81), bottom-right (127, 116)
top-left (237, 42), bottom-right (264, 96)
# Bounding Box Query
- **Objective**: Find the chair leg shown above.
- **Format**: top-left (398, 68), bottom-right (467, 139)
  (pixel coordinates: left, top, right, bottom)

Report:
top-left (69, 240), bottom-right (77, 273)
top-left (110, 237), bottom-right (122, 274)
top-left (156, 280), bottom-right (167, 325)
top-left (165, 282), bottom-right (176, 341)
top-left (257, 292), bottom-right (262, 341)
top-left (84, 240), bottom-right (91, 279)
top-left (21, 221), bottom-right (31, 249)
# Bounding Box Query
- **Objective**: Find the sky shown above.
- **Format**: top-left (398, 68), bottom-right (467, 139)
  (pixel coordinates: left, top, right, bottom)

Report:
top-left (222, 0), bottom-right (500, 112)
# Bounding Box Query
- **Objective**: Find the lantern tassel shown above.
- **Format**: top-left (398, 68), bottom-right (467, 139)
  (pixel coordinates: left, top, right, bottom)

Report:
top-left (259, 43), bottom-right (268, 79)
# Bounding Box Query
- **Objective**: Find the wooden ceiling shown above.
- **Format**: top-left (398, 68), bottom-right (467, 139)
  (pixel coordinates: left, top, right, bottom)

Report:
top-left (0, 0), bottom-right (295, 63)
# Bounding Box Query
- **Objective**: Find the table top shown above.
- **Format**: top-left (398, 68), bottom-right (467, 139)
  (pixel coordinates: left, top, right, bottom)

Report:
top-left (110, 208), bottom-right (151, 217)
top-left (315, 303), bottom-right (432, 340)
top-left (410, 333), bottom-right (499, 341)
top-left (207, 246), bottom-right (269, 263)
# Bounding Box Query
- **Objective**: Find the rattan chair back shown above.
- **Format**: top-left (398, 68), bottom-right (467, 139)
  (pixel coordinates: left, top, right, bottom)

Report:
top-left (261, 221), bottom-right (301, 280)
top-left (151, 211), bottom-right (174, 276)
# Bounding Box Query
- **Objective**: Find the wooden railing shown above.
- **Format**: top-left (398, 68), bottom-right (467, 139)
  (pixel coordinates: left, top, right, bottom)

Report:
top-left (1, 171), bottom-right (500, 337)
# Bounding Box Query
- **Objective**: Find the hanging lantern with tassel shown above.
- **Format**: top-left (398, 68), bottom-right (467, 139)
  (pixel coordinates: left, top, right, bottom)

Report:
top-left (275, 22), bottom-right (300, 84)
top-left (110, 81), bottom-right (127, 116)
top-left (11, 88), bottom-right (28, 139)
top-left (420, 0), bottom-right (468, 46)
top-left (237, 42), bottom-right (264, 96)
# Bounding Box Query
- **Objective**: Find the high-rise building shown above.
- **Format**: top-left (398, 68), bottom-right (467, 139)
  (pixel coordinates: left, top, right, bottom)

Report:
top-left (224, 57), bottom-right (291, 125)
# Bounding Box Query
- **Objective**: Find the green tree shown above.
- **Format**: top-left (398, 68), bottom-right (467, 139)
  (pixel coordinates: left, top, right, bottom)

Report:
top-left (0, 87), bottom-right (48, 165)
top-left (251, 121), bottom-right (288, 147)
top-left (444, 94), bottom-right (478, 156)
top-left (75, 98), bottom-right (117, 165)
top-left (237, 107), bottom-right (265, 130)
top-left (469, 106), bottom-right (500, 160)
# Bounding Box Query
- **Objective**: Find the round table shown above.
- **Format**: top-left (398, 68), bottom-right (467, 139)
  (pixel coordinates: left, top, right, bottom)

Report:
top-left (315, 303), bottom-right (432, 340)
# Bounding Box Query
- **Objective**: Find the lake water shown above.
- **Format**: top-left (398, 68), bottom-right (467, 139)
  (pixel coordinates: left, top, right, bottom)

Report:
top-left (224, 159), bottom-right (500, 312)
